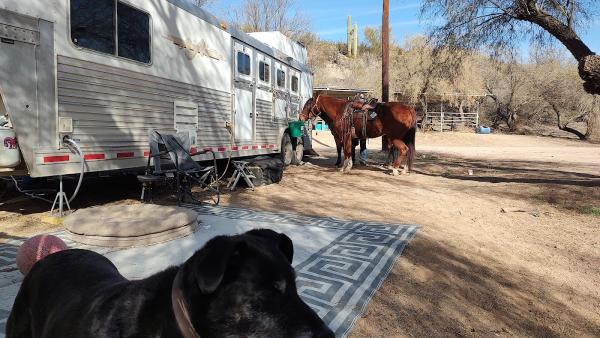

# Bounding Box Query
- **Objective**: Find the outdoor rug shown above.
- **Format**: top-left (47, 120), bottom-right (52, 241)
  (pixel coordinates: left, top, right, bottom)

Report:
top-left (0, 204), bottom-right (418, 337)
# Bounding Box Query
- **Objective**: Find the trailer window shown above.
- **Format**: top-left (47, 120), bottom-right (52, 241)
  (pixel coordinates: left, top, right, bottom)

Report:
top-left (259, 61), bottom-right (270, 83)
top-left (237, 52), bottom-right (251, 76)
top-left (277, 69), bottom-right (286, 88)
top-left (117, 2), bottom-right (150, 63)
top-left (291, 75), bottom-right (299, 92)
top-left (71, 0), bottom-right (151, 63)
top-left (71, 0), bottom-right (115, 54)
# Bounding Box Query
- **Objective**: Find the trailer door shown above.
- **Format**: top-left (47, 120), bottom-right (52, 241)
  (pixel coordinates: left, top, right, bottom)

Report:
top-left (274, 62), bottom-right (288, 120)
top-left (0, 11), bottom-right (43, 172)
top-left (233, 42), bottom-right (255, 142)
top-left (255, 53), bottom-right (276, 145)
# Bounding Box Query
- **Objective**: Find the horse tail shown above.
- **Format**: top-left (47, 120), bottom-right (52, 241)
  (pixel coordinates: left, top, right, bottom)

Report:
top-left (403, 120), bottom-right (417, 171)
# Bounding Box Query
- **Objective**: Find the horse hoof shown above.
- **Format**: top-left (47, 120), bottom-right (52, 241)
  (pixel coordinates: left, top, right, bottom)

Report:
top-left (392, 169), bottom-right (400, 176)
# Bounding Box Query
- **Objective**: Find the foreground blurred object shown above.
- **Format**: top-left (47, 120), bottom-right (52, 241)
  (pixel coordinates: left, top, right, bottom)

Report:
top-left (16, 234), bottom-right (68, 275)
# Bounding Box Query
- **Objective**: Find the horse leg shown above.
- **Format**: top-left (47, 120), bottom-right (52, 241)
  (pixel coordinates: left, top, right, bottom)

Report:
top-left (390, 139), bottom-right (409, 176)
top-left (335, 141), bottom-right (342, 167)
top-left (351, 138), bottom-right (359, 164)
top-left (342, 136), bottom-right (354, 173)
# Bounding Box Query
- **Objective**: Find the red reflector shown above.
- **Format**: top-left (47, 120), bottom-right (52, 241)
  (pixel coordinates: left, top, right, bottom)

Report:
top-left (144, 151), bottom-right (150, 157)
top-left (242, 146), bottom-right (249, 150)
top-left (269, 145), bottom-right (275, 149)
top-left (84, 153), bottom-right (105, 160)
top-left (190, 147), bottom-right (197, 154)
top-left (252, 145), bottom-right (259, 150)
top-left (117, 152), bottom-right (135, 158)
top-left (261, 145), bottom-right (267, 149)
top-left (231, 146), bottom-right (239, 151)
top-left (203, 148), bottom-right (213, 152)
top-left (217, 147), bottom-right (227, 152)
top-left (43, 155), bottom-right (69, 163)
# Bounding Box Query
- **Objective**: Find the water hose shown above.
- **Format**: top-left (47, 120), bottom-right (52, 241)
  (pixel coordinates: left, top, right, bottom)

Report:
top-left (63, 136), bottom-right (85, 203)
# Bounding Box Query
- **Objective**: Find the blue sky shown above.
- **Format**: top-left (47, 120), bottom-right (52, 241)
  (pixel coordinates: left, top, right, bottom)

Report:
top-left (206, 0), bottom-right (600, 53)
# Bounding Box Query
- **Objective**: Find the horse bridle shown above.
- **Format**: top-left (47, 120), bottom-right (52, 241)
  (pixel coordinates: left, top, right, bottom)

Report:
top-left (171, 268), bottom-right (202, 338)
top-left (307, 95), bottom-right (323, 121)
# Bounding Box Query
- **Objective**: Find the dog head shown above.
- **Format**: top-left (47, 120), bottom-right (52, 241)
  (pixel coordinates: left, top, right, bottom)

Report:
top-left (175, 229), bottom-right (334, 338)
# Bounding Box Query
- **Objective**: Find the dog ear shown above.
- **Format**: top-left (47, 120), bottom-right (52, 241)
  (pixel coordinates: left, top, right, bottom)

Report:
top-left (247, 229), bottom-right (294, 264)
top-left (277, 233), bottom-right (294, 264)
top-left (189, 236), bottom-right (246, 294)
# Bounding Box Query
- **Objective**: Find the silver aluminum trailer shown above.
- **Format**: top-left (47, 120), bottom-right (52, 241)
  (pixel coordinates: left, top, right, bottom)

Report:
top-left (0, 0), bottom-right (313, 178)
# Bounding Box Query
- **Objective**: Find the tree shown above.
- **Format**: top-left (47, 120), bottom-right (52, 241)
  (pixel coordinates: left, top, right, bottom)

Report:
top-left (530, 50), bottom-right (598, 139)
top-left (191, 0), bottom-right (214, 7)
top-left (482, 51), bottom-right (537, 132)
top-left (228, 0), bottom-right (310, 39)
top-left (421, 0), bottom-right (600, 96)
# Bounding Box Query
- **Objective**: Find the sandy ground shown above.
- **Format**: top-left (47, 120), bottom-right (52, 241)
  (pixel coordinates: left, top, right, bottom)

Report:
top-left (1, 131), bottom-right (599, 337)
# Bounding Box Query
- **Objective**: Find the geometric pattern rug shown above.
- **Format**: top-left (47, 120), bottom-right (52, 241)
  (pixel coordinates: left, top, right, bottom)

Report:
top-left (0, 204), bottom-right (418, 338)
top-left (188, 205), bottom-right (419, 337)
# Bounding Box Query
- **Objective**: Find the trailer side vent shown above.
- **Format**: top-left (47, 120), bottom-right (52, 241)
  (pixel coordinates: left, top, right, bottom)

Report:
top-left (58, 117), bottom-right (74, 133)
top-left (174, 101), bottom-right (198, 145)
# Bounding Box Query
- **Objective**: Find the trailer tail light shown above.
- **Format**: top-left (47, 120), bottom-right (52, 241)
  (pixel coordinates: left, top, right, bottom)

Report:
top-left (43, 155), bottom-right (70, 163)
top-left (84, 154), bottom-right (105, 161)
top-left (117, 152), bottom-right (135, 158)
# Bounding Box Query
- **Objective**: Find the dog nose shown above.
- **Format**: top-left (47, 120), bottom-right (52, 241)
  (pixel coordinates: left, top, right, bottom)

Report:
top-left (314, 324), bottom-right (334, 338)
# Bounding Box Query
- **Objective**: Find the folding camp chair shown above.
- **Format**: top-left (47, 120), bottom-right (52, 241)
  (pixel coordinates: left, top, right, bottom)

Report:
top-left (137, 130), bottom-right (220, 205)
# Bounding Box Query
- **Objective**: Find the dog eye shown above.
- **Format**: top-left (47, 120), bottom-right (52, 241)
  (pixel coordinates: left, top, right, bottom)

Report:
top-left (273, 280), bottom-right (286, 293)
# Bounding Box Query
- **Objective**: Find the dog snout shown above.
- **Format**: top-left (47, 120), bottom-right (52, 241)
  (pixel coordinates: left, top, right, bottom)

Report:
top-left (314, 324), bottom-right (334, 338)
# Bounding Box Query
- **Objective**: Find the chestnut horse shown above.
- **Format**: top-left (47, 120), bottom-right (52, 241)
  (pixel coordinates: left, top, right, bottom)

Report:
top-left (300, 94), bottom-right (417, 175)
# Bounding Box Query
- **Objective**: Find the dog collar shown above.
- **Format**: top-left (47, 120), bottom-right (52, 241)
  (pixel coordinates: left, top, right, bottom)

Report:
top-left (171, 269), bottom-right (201, 338)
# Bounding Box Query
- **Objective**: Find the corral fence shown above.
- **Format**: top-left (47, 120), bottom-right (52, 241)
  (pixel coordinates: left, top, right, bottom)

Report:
top-left (394, 93), bottom-right (491, 132)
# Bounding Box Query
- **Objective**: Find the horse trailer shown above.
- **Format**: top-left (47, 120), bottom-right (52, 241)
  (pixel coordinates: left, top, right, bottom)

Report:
top-left (0, 0), bottom-right (313, 180)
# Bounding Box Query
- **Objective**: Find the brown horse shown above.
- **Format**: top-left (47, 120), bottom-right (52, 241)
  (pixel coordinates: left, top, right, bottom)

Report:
top-left (300, 93), bottom-right (417, 175)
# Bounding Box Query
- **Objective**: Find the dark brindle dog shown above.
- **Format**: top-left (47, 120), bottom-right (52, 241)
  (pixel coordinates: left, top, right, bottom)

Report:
top-left (7, 229), bottom-right (334, 338)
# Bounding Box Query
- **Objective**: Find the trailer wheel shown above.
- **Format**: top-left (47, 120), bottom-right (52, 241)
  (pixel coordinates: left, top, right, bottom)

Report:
top-left (281, 133), bottom-right (293, 166)
top-left (291, 139), bottom-right (304, 165)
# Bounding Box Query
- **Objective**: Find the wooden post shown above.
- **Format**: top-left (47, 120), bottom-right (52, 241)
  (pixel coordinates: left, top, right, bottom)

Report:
top-left (440, 101), bottom-right (443, 132)
top-left (381, 0), bottom-right (390, 151)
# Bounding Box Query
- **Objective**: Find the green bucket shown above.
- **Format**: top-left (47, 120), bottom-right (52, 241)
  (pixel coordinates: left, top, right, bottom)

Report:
top-left (288, 121), bottom-right (304, 138)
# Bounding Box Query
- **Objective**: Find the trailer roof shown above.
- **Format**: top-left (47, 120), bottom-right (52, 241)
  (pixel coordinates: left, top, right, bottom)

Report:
top-left (166, 0), bottom-right (310, 73)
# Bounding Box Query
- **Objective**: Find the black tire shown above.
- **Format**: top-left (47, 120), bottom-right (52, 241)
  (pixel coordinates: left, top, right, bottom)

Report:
top-left (281, 133), bottom-right (293, 166)
top-left (291, 139), bottom-right (304, 165)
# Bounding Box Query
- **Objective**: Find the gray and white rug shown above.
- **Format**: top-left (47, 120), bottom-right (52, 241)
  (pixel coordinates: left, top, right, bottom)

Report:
top-left (0, 205), bottom-right (418, 337)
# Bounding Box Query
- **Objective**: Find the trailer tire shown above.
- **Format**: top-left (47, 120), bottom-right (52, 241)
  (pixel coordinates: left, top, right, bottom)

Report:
top-left (281, 133), bottom-right (293, 166)
top-left (291, 139), bottom-right (304, 165)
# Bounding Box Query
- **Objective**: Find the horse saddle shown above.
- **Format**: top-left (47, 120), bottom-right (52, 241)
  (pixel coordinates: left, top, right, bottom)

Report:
top-left (351, 110), bottom-right (370, 139)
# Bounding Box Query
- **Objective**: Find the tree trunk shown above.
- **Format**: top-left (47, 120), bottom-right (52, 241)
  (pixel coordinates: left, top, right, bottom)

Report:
top-left (580, 55), bottom-right (600, 96)
top-left (552, 103), bottom-right (589, 140)
top-left (586, 110), bottom-right (600, 142)
top-left (514, 4), bottom-right (600, 95)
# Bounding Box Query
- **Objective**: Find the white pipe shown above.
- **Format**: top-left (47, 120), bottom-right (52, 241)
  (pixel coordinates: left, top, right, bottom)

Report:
top-left (63, 137), bottom-right (85, 203)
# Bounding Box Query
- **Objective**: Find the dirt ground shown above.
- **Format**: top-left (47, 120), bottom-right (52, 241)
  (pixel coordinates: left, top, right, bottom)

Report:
top-left (1, 131), bottom-right (599, 337)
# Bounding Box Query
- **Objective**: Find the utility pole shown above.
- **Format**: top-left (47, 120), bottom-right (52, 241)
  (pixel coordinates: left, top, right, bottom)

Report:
top-left (381, 0), bottom-right (390, 151)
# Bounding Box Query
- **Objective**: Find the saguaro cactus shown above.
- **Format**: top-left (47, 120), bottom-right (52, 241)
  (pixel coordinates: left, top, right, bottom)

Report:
top-left (347, 16), bottom-right (359, 58)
